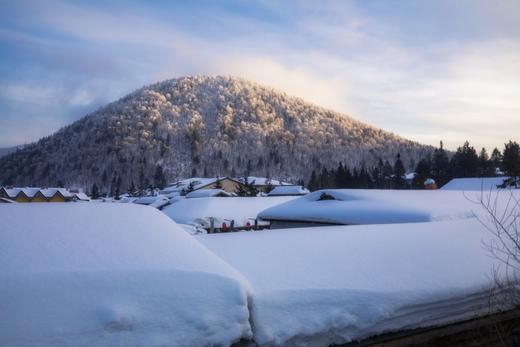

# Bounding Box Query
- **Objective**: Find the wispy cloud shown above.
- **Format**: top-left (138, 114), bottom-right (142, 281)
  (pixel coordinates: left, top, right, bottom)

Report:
top-left (0, 0), bottom-right (518, 150)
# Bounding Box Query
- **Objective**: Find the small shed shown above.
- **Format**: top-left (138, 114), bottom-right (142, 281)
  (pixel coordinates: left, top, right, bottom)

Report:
top-left (424, 178), bottom-right (437, 190)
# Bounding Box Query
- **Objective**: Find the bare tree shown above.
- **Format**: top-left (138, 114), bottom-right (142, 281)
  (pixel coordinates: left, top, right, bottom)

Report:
top-left (475, 189), bottom-right (520, 310)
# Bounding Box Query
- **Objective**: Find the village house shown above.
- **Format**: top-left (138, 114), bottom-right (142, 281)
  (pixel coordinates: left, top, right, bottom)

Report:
top-left (238, 176), bottom-right (292, 193)
top-left (160, 177), bottom-right (248, 196)
top-left (0, 187), bottom-right (90, 203)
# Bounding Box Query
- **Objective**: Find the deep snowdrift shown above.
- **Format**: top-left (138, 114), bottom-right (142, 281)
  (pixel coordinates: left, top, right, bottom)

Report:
top-left (0, 203), bottom-right (252, 347)
top-left (199, 217), bottom-right (515, 346)
top-left (258, 189), bottom-right (499, 225)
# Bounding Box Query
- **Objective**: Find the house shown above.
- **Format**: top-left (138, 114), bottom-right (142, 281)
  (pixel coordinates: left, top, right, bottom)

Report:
top-left (0, 188), bottom-right (39, 202)
top-left (0, 187), bottom-right (89, 202)
top-left (160, 177), bottom-right (247, 195)
top-left (41, 188), bottom-right (73, 202)
top-left (237, 176), bottom-right (292, 192)
top-left (267, 185), bottom-right (309, 196)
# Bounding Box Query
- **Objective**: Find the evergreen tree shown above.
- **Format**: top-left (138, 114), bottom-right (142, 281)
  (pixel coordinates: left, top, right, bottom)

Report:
top-left (503, 141), bottom-right (520, 186)
top-left (110, 173), bottom-right (117, 197)
top-left (307, 170), bottom-right (319, 191)
top-left (153, 164), bottom-right (167, 189)
top-left (413, 158), bottom-right (431, 189)
top-left (382, 160), bottom-right (393, 188)
top-left (450, 141), bottom-right (479, 178)
top-left (90, 183), bottom-right (100, 199)
top-left (432, 141), bottom-right (450, 186)
top-left (478, 148), bottom-right (494, 176)
top-left (372, 159), bottom-right (385, 188)
top-left (490, 148), bottom-right (502, 174)
top-left (335, 163), bottom-right (346, 188)
top-left (101, 170), bottom-right (108, 187)
top-left (357, 166), bottom-right (372, 188)
top-left (139, 169), bottom-right (146, 193)
top-left (128, 181), bottom-right (136, 196)
top-left (115, 175), bottom-right (122, 200)
top-left (319, 167), bottom-right (332, 189)
top-left (393, 153), bottom-right (406, 189)
top-left (237, 176), bottom-right (258, 197)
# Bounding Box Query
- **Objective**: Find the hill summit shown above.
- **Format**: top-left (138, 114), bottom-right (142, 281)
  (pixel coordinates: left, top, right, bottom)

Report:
top-left (0, 75), bottom-right (431, 189)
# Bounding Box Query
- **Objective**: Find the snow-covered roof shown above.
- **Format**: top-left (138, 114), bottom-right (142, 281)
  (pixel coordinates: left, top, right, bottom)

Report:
top-left (2, 187), bottom-right (79, 199)
top-left (162, 177), bottom-right (235, 193)
top-left (258, 189), bottom-right (492, 225)
top-left (0, 197), bottom-right (15, 203)
top-left (238, 176), bottom-right (291, 186)
top-left (267, 185), bottom-right (310, 196)
top-left (119, 196), bottom-right (138, 203)
top-left (199, 215), bottom-right (515, 346)
top-left (186, 189), bottom-right (233, 198)
top-left (424, 178), bottom-right (436, 185)
top-left (405, 172), bottom-right (415, 180)
top-left (40, 188), bottom-right (74, 198)
top-left (162, 196), bottom-right (297, 228)
top-left (20, 187), bottom-right (41, 197)
top-left (441, 176), bottom-right (510, 191)
top-left (133, 195), bottom-right (170, 209)
top-left (72, 192), bottom-right (91, 201)
top-left (0, 203), bottom-right (252, 346)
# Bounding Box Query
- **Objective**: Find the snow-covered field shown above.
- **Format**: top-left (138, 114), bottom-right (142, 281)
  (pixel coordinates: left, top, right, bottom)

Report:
top-left (1, 189), bottom-right (519, 346)
top-left (198, 219), bottom-right (507, 345)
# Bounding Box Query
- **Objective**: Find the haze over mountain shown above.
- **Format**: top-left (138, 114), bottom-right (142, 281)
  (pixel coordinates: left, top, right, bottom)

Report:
top-left (0, 76), bottom-right (432, 190)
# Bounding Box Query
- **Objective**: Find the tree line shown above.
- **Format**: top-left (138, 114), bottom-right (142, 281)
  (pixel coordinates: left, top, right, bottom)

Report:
top-left (89, 139), bottom-right (519, 198)
top-left (306, 140), bottom-right (520, 191)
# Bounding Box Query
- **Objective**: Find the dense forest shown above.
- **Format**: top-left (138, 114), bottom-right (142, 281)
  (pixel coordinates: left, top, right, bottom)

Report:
top-left (306, 140), bottom-right (520, 191)
top-left (0, 76), bottom-right (433, 191)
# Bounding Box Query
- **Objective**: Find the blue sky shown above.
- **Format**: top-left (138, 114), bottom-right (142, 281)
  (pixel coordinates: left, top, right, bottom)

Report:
top-left (0, 0), bottom-right (519, 150)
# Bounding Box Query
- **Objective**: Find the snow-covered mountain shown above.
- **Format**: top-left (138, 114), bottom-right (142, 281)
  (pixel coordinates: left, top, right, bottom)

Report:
top-left (0, 76), bottom-right (432, 189)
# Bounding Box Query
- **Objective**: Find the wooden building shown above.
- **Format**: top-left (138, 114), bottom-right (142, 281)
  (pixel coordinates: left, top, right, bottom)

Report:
top-left (0, 187), bottom-right (89, 203)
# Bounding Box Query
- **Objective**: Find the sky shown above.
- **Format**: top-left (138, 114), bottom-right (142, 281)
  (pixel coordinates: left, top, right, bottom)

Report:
top-left (0, 0), bottom-right (519, 151)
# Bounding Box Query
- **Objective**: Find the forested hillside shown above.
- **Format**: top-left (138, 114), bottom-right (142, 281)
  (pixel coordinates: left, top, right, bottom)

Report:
top-left (0, 76), bottom-right (433, 190)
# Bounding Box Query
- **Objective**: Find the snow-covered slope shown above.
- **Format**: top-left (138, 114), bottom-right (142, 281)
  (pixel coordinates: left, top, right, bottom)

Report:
top-left (0, 203), bottom-right (252, 347)
top-left (199, 218), bottom-right (513, 346)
